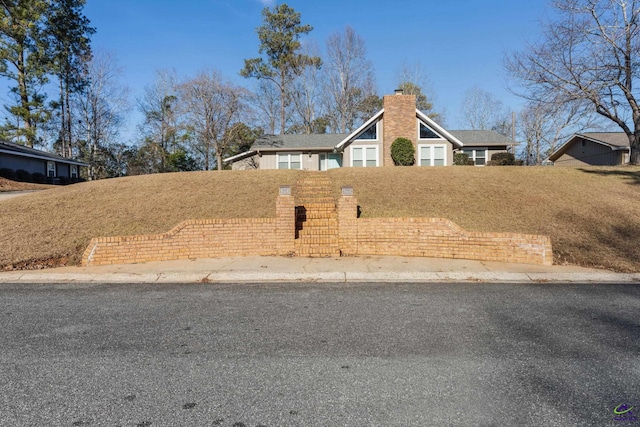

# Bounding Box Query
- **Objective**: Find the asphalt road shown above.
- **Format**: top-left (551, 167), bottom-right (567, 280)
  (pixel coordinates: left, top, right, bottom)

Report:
top-left (1, 282), bottom-right (639, 427)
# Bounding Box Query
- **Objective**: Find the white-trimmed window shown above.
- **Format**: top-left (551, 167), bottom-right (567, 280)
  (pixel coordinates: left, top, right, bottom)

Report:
top-left (70, 165), bottom-right (78, 178)
top-left (277, 153), bottom-right (302, 170)
top-left (462, 148), bottom-right (487, 166)
top-left (419, 122), bottom-right (444, 140)
top-left (351, 145), bottom-right (378, 167)
top-left (356, 122), bottom-right (378, 140)
top-left (47, 161), bottom-right (56, 177)
top-left (418, 144), bottom-right (447, 166)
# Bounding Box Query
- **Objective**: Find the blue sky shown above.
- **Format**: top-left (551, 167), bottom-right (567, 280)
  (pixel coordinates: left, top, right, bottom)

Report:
top-left (83, 1), bottom-right (551, 137)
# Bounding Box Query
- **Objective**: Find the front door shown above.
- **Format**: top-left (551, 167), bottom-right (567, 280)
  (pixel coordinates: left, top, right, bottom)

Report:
top-left (320, 153), bottom-right (342, 170)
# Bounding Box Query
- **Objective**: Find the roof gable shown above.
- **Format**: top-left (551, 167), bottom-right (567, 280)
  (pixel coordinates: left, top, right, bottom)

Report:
top-left (335, 108), bottom-right (463, 150)
top-left (335, 109), bottom-right (384, 150)
top-left (548, 132), bottom-right (630, 161)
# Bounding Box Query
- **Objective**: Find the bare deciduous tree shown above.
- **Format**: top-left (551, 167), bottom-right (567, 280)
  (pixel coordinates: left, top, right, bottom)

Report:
top-left (460, 86), bottom-right (510, 132)
top-left (323, 25), bottom-right (376, 133)
top-left (250, 79), bottom-right (280, 135)
top-left (138, 69), bottom-right (183, 173)
top-left (519, 100), bottom-right (602, 165)
top-left (72, 50), bottom-right (129, 180)
top-left (506, 0), bottom-right (640, 164)
top-left (180, 70), bottom-right (247, 170)
top-left (290, 41), bottom-right (323, 134)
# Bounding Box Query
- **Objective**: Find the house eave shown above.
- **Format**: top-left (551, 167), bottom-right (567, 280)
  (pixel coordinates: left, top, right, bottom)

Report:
top-left (0, 148), bottom-right (88, 167)
top-left (252, 146), bottom-right (335, 153)
top-left (458, 141), bottom-right (521, 147)
top-left (223, 150), bottom-right (257, 163)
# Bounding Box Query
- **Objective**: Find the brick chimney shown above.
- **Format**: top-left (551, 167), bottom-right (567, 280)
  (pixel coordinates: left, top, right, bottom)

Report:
top-left (382, 91), bottom-right (417, 166)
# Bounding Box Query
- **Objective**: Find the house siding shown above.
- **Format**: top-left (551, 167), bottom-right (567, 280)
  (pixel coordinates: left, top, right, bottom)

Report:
top-left (343, 140), bottom-right (383, 167)
top-left (554, 138), bottom-right (623, 166)
top-left (257, 151), bottom-right (325, 170)
top-left (259, 152), bottom-right (277, 169)
top-left (304, 153), bottom-right (321, 170)
top-left (0, 144), bottom-right (86, 180)
top-left (0, 153), bottom-right (46, 175)
top-left (58, 163), bottom-right (71, 178)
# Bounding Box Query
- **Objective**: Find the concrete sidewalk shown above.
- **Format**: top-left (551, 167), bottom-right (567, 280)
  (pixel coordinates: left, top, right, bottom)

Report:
top-left (1, 255), bottom-right (638, 284)
top-left (0, 190), bottom-right (42, 201)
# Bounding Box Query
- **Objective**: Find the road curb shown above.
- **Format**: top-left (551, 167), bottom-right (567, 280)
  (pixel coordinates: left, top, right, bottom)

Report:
top-left (1, 271), bottom-right (639, 284)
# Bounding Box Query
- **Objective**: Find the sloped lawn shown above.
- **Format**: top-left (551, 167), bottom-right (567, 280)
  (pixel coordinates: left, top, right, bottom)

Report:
top-left (1, 166), bottom-right (639, 272)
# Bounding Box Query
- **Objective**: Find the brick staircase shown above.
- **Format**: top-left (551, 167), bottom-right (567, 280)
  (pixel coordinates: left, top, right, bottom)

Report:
top-left (293, 173), bottom-right (340, 257)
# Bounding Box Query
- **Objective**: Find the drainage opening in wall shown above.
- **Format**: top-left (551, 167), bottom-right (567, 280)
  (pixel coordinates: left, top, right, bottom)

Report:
top-left (295, 206), bottom-right (307, 239)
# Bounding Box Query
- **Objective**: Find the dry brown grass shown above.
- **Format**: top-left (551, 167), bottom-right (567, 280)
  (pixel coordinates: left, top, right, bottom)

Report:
top-left (0, 177), bottom-right (54, 192)
top-left (1, 166), bottom-right (639, 272)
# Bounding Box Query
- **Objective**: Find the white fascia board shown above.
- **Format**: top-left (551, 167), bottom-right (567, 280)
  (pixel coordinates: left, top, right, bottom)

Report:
top-left (416, 110), bottom-right (464, 148)
top-left (250, 147), bottom-right (334, 152)
top-left (223, 150), bottom-right (256, 163)
top-left (335, 109), bottom-right (384, 151)
top-left (0, 148), bottom-right (88, 166)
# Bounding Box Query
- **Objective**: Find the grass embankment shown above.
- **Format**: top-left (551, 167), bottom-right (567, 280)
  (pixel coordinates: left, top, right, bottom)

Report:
top-left (0, 177), bottom-right (54, 192)
top-left (0, 167), bottom-right (639, 272)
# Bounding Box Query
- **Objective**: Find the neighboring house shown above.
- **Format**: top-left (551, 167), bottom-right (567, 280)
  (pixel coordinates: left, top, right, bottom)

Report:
top-left (225, 91), bottom-right (518, 170)
top-left (0, 140), bottom-right (88, 182)
top-left (548, 132), bottom-right (630, 166)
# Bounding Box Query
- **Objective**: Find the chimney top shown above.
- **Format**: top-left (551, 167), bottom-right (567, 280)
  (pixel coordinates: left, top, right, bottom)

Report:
top-left (394, 88), bottom-right (404, 95)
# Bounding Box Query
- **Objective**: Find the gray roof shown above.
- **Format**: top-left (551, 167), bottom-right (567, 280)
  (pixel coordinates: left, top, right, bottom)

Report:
top-left (578, 132), bottom-right (629, 148)
top-left (0, 140), bottom-right (88, 166)
top-left (449, 130), bottom-right (519, 147)
top-left (247, 129), bottom-right (518, 152)
top-left (252, 134), bottom-right (349, 151)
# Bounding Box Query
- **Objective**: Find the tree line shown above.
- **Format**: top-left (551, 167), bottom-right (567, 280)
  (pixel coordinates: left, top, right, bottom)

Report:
top-left (1, 0), bottom-right (638, 179)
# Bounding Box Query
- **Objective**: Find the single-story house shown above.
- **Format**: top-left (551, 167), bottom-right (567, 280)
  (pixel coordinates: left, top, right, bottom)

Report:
top-left (225, 91), bottom-right (518, 170)
top-left (0, 140), bottom-right (88, 181)
top-left (548, 132), bottom-right (631, 166)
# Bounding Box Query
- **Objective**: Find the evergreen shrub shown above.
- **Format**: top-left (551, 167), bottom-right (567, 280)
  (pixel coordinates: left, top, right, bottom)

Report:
top-left (488, 152), bottom-right (521, 166)
top-left (15, 170), bottom-right (32, 182)
top-left (390, 137), bottom-right (415, 166)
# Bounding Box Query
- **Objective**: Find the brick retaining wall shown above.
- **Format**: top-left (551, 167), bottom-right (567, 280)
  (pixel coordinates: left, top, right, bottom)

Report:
top-left (82, 186), bottom-right (553, 267)
top-left (82, 218), bottom-right (278, 266)
top-left (83, 194), bottom-right (296, 266)
top-left (349, 217), bottom-right (552, 265)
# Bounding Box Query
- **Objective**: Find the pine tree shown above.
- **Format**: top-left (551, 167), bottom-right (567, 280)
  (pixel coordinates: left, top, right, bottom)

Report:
top-left (46, 0), bottom-right (94, 158)
top-left (0, 0), bottom-right (51, 147)
top-left (241, 4), bottom-right (320, 134)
